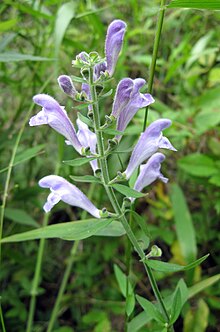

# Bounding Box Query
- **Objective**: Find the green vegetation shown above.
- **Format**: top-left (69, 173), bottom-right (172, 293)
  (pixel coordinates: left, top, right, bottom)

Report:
top-left (1, 1), bottom-right (220, 331)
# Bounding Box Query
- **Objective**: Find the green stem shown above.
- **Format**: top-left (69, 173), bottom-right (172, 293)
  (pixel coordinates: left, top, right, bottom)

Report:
top-left (125, 209), bottom-right (133, 330)
top-left (89, 67), bottom-right (170, 324)
top-left (46, 241), bottom-right (79, 332)
top-left (26, 215), bottom-right (49, 332)
top-left (46, 183), bottom-right (95, 332)
top-left (143, 0), bottom-right (166, 131)
top-left (0, 304), bottom-right (6, 332)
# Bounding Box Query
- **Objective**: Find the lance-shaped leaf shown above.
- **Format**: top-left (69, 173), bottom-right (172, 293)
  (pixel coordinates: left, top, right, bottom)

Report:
top-left (57, 75), bottom-right (78, 98)
top-left (30, 94), bottom-right (82, 153)
top-left (124, 119), bottom-right (176, 179)
top-left (39, 175), bottom-right (101, 218)
top-left (105, 19), bottom-right (127, 76)
top-left (76, 118), bottom-right (98, 172)
top-left (112, 78), bottom-right (154, 136)
top-left (134, 153), bottom-right (168, 193)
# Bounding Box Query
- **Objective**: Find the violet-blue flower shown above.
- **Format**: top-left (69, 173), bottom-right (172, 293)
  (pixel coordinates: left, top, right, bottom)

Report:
top-left (29, 94), bottom-right (82, 154)
top-left (105, 19), bottom-right (127, 76)
top-left (76, 118), bottom-right (98, 172)
top-left (133, 153), bottom-right (168, 193)
top-left (111, 78), bottom-right (154, 136)
top-left (58, 75), bottom-right (77, 98)
top-left (124, 119), bottom-right (176, 179)
top-left (39, 175), bottom-right (101, 218)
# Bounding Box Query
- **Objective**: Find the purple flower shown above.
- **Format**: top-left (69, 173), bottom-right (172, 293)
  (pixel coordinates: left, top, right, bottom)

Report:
top-left (39, 175), bottom-right (101, 218)
top-left (105, 19), bottom-right (127, 76)
top-left (76, 119), bottom-right (98, 172)
top-left (94, 61), bottom-right (107, 81)
top-left (58, 75), bottom-right (77, 98)
top-left (30, 94), bottom-right (82, 154)
top-left (111, 78), bottom-right (154, 136)
top-left (124, 119), bottom-right (176, 179)
top-left (134, 153), bottom-right (168, 193)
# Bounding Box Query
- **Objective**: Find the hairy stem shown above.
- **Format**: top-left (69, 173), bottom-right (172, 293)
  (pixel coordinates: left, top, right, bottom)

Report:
top-left (89, 67), bottom-right (171, 325)
top-left (143, 0), bottom-right (166, 131)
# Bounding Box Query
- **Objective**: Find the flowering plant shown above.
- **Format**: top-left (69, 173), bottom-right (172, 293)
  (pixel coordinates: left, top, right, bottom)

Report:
top-left (1, 18), bottom-right (209, 332)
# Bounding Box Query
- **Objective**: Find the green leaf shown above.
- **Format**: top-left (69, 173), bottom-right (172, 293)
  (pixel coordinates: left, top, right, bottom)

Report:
top-left (183, 299), bottom-right (209, 332)
top-left (0, 219), bottom-right (111, 243)
top-left (136, 295), bottom-right (165, 323)
top-left (99, 89), bottom-right (113, 99)
top-left (131, 211), bottom-right (150, 249)
top-left (168, 0), bottom-right (220, 10)
top-left (170, 184), bottom-right (197, 262)
top-left (188, 274), bottom-right (220, 299)
top-left (113, 264), bottom-right (135, 316)
top-left (112, 184), bottom-right (146, 198)
top-left (170, 289), bottom-right (182, 324)
top-left (70, 175), bottom-right (101, 184)
top-left (95, 221), bottom-right (126, 237)
top-left (0, 19), bottom-right (18, 32)
top-left (178, 153), bottom-right (217, 178)
top-left (4, 208), bottom-right (39, 228)
top-left (113, 264), bottom-right (133, 298)
top-left (63, 157), bottom-right (97, 167)
top-left (71, 75), bottom-right (87, 83)
top-left (55, 1), bottom-right (76, 53)
top-left (77, 112), bottom-right (94, 128)
top-left (127, 311), bottom-right (151, 332)
top-left (0, 145), bottom-right (45, 174)
top-left (103, 128), bottom-right (124, 136)
top-left (145, 254), bottom-right (209, 272)
top-left (209, 174), bottom-right (220, 187)
top-left (0, 53), bottom-right (54, 62)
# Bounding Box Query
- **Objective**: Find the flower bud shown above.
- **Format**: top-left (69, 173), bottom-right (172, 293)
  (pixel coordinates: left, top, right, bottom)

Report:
top-left (57, 75), bottom-right (77, 98)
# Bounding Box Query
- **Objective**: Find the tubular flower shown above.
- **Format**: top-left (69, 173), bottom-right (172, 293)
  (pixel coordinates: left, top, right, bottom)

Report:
top-left (76, 118), bottom-right (98, 172)
top-left (30, 94), bottom-right (82, 154)
top-left (57, 75), bottom-right (77, 98)
top-left (124, 119), bottom-right (176, 179)
top-left (105, 19), bottom-right (127, 76)
top-left (39, 175), bottom-right (101, 218)
top-left (112, 78), bottom-right (154, 136)
top-left (133, 153), bottom-right (168, 194)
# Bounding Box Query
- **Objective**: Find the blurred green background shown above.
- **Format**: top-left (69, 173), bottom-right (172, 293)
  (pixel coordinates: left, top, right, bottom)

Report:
top-left (0, 0), bottom-right (220, 331)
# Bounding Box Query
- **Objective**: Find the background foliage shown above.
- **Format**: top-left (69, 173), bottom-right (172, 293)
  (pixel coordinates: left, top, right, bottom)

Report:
top-left (1, 0), bottom-right (220, 331)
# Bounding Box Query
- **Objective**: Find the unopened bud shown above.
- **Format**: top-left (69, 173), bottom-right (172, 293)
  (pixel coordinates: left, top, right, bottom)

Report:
top-left (58, 75), bottom-right (77, 98)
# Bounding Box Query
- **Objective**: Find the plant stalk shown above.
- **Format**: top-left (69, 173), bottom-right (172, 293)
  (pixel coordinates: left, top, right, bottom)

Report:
top-left (89, 67), bottom-right (170, 325)
top-left (143, 0), bottom-right (166, 131)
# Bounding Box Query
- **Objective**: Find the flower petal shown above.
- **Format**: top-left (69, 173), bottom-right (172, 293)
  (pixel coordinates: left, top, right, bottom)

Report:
top-left (39, 175), bottom-right (101, 218)
top-left (30, 94), bottom-right (82, 153)
top-left (134, 153), bottom-right (168, 193)
top-left (105, 20), bottom-right (127, 76)
top-left (112, 78), bottom-right (154, 136)
top-left (77, 119), bottom-right (98, 172)
top-left (124, 119), bottom-right (175, 179)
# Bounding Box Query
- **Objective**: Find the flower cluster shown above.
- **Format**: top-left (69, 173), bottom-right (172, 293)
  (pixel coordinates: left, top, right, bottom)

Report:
top-left (30, 19), bottom-right (176, 217)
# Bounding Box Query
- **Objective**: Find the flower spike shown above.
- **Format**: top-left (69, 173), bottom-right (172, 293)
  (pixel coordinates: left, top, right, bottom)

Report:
top-left (30, 94), bottom-right (82, 153)
top-left (39, 175), bottom-right (101, 218)
top-left (111, 78), bottom-right (154, 137)
top-left (134, 153), bottom-right (168, 193)
top-left (105, 19), bottom-right (127, 76)
top-left (124, 119), bottom-right (176, 179)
